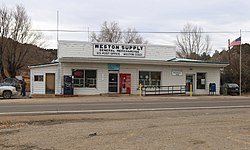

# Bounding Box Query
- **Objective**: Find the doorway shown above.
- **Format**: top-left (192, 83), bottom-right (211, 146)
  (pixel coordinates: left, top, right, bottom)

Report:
top-left (109, 73), bottom-right (118, 92)
top-left (119, 74), bottom-right (131, 94)
top-left (46, 73), bottom-right (55, 94)
top-left (186, 74), bottom-right (194, 94)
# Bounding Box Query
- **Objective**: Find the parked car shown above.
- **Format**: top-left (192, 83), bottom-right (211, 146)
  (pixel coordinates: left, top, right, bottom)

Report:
top-left (0, 86), bottom-right (18, 99)
top-left (221, 83), bottom-right (240, 95)
top-left (0, 78), bottom-right (21, 91)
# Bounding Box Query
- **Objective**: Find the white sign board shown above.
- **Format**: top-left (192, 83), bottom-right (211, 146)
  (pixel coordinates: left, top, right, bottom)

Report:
top-left (171, 69), bottom-right (183, 76)
top-left (93, 43), bottom-right (145, 57)
top-left (201, 79), bottom-right (206, 85)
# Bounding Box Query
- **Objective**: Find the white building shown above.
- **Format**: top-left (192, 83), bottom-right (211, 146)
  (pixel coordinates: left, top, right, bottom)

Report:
top-left (29, 40), bottom-right (228, 96)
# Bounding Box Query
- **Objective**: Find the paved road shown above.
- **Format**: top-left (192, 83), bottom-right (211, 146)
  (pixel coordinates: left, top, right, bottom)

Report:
top-left (0, 96), bottom-right (250, 115)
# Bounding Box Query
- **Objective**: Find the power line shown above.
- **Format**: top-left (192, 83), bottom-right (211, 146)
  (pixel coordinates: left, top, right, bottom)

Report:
top-left (112, 30), bottom-right (245, 33)
top-left (28, 29), bottom-right (249, 34)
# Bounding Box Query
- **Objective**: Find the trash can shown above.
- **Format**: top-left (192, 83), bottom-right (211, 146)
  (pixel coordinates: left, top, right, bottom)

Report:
top-left (209, 83), bottom-right (216, 95)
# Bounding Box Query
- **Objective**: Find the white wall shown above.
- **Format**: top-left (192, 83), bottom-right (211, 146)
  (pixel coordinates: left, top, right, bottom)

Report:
top-left (58, 41), bottom-right (176, 61)
top-left (120, 65), bottom-right (220, 95)
top-left (170, 66), bottom-right (220, 95)
top-left (60, 62), bottom-right (221, 95)
top-left (61, 62), bottom-right (108, 95)
top-left (30, 65), bottom-right (59, 95)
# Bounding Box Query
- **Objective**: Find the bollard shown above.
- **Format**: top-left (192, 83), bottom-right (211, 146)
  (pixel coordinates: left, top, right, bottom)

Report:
top-left (139, 83), bottom-right (142, 96)
top-left (190, 82), bottom-right (192, 97)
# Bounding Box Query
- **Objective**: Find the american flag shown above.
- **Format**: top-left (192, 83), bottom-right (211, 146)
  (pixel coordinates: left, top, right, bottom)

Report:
top-left (229, 37), bottom-right (241, 47)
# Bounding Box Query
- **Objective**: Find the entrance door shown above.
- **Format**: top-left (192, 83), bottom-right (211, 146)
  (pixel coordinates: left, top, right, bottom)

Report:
top-left (186, 74), bottom-right (194, 94)
top-left (109, 73), bottom-right (118, 92)
top-left (119, 74), bottom-right (131, 94)
top-left (46, 73), bottom-right (55, 94)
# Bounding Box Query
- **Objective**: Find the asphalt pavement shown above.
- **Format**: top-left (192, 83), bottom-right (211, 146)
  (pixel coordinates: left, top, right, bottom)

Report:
top-left (1, 96), bottom-right (250, 115)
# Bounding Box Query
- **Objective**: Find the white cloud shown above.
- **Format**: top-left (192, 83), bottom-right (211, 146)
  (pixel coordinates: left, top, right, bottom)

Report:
top-left (1, 0), bottom-right (250, 50)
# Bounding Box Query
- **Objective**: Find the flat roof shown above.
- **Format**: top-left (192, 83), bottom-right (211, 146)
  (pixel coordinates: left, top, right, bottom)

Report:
top-left (59, 57), bottom-right (228, 68)
top-left (28, 62), bottom-right (59, 69)
top-left (169, 58), bottom-right (228, 65)
top-left (58, 40), bottom-right (176, 48)
top-left (29, 57), bottom-right (228, 69)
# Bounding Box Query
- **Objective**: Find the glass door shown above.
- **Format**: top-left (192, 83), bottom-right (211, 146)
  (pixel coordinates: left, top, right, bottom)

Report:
top-left (109, 73), bottom-right (118, 92)
top-left (186, 74), bottom-right (194, 93)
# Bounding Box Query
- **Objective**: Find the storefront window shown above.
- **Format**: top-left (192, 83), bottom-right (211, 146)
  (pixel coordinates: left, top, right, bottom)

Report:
top-left (72, 70), bottom-right (96, 88)
top-left (139, 71), bottom-right (161, 86)
top-left (197, 73), bottom-right (206, 89)
top-left (85, 70), bottom-right (97, 88)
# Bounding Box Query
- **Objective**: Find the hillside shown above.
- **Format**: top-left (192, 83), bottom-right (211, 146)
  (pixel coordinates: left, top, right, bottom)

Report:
top-left (20, 45), bottom-right (57, 75)
top-left (23, 44), bottom-right (57, 66)
top-left (1, 41), bottom-right (57, 77)
top-left (210, 43), bottom-right (250, 92)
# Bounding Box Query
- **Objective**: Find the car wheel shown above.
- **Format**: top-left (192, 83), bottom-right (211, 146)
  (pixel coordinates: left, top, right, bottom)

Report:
top-left (3, 91), bottom-right (12, 99)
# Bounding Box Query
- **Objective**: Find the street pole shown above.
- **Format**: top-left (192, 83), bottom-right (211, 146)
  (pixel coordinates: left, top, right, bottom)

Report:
top-left (239, 30), bottom-right (242, 96)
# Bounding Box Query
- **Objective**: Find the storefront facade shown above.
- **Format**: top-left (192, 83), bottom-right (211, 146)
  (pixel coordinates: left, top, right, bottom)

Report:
top-left (29, 41), bottom-right (227, 96)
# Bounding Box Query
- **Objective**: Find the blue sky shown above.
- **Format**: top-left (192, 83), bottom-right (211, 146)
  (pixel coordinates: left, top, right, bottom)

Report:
top-left (1, 0), bottom-right (250, 53)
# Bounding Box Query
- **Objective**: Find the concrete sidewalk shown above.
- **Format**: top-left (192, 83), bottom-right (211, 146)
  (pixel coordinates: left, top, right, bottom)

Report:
top-left (1, 94), bottom-right (249, 104)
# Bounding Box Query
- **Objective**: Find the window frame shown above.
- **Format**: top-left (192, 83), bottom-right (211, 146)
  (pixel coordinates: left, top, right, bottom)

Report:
top-left (72, 69), bottom-right (97, 88)
top-left (196, 72), bottom-right (206, 89)
top-left (73, 70), bottom-right (85, 87)
top-left (139, 71), bottom-right (161, 87)
top-left (34, 75), bottom-right (44, 82)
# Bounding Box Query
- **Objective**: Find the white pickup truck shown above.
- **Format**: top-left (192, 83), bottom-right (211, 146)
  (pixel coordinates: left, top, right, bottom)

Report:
top-left (0, 86), bottom-right (18, 99)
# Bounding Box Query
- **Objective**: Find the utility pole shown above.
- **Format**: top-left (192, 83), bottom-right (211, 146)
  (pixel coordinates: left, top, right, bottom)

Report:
top-left (239, 30), bottom-right (242, 96)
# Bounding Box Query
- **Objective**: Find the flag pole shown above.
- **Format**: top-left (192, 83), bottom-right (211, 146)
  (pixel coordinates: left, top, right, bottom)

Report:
top-left (239, 30), bottom-right (242, 96)
top-left (228, 39), bottom-right (230, 63)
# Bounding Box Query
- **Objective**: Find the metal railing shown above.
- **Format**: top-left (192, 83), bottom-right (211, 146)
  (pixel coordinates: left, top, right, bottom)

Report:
top-left (142, 85), bottom-right (186, 96)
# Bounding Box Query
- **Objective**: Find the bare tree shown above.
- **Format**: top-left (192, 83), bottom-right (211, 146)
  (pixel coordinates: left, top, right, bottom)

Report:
top-left (0, 4), bottom-right (43, 78)
top-left (0, 5), bottom-right (12, 79)
top-left (91, 21), bottom-right (146, 44)
top-left (176, 23), bottom-right (211, 59)
top-left (123, 28), bottom-right (147, 44)
top-left (91, 21), bottom-right (122, 43)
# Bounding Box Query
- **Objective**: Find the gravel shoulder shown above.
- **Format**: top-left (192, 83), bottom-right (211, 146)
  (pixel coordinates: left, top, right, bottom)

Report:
top-left (1, 108), bottom-right (250, 150)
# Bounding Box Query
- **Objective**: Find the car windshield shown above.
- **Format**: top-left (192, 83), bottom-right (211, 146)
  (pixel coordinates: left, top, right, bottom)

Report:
top-left (228, 84), bottom-right (239, 88)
